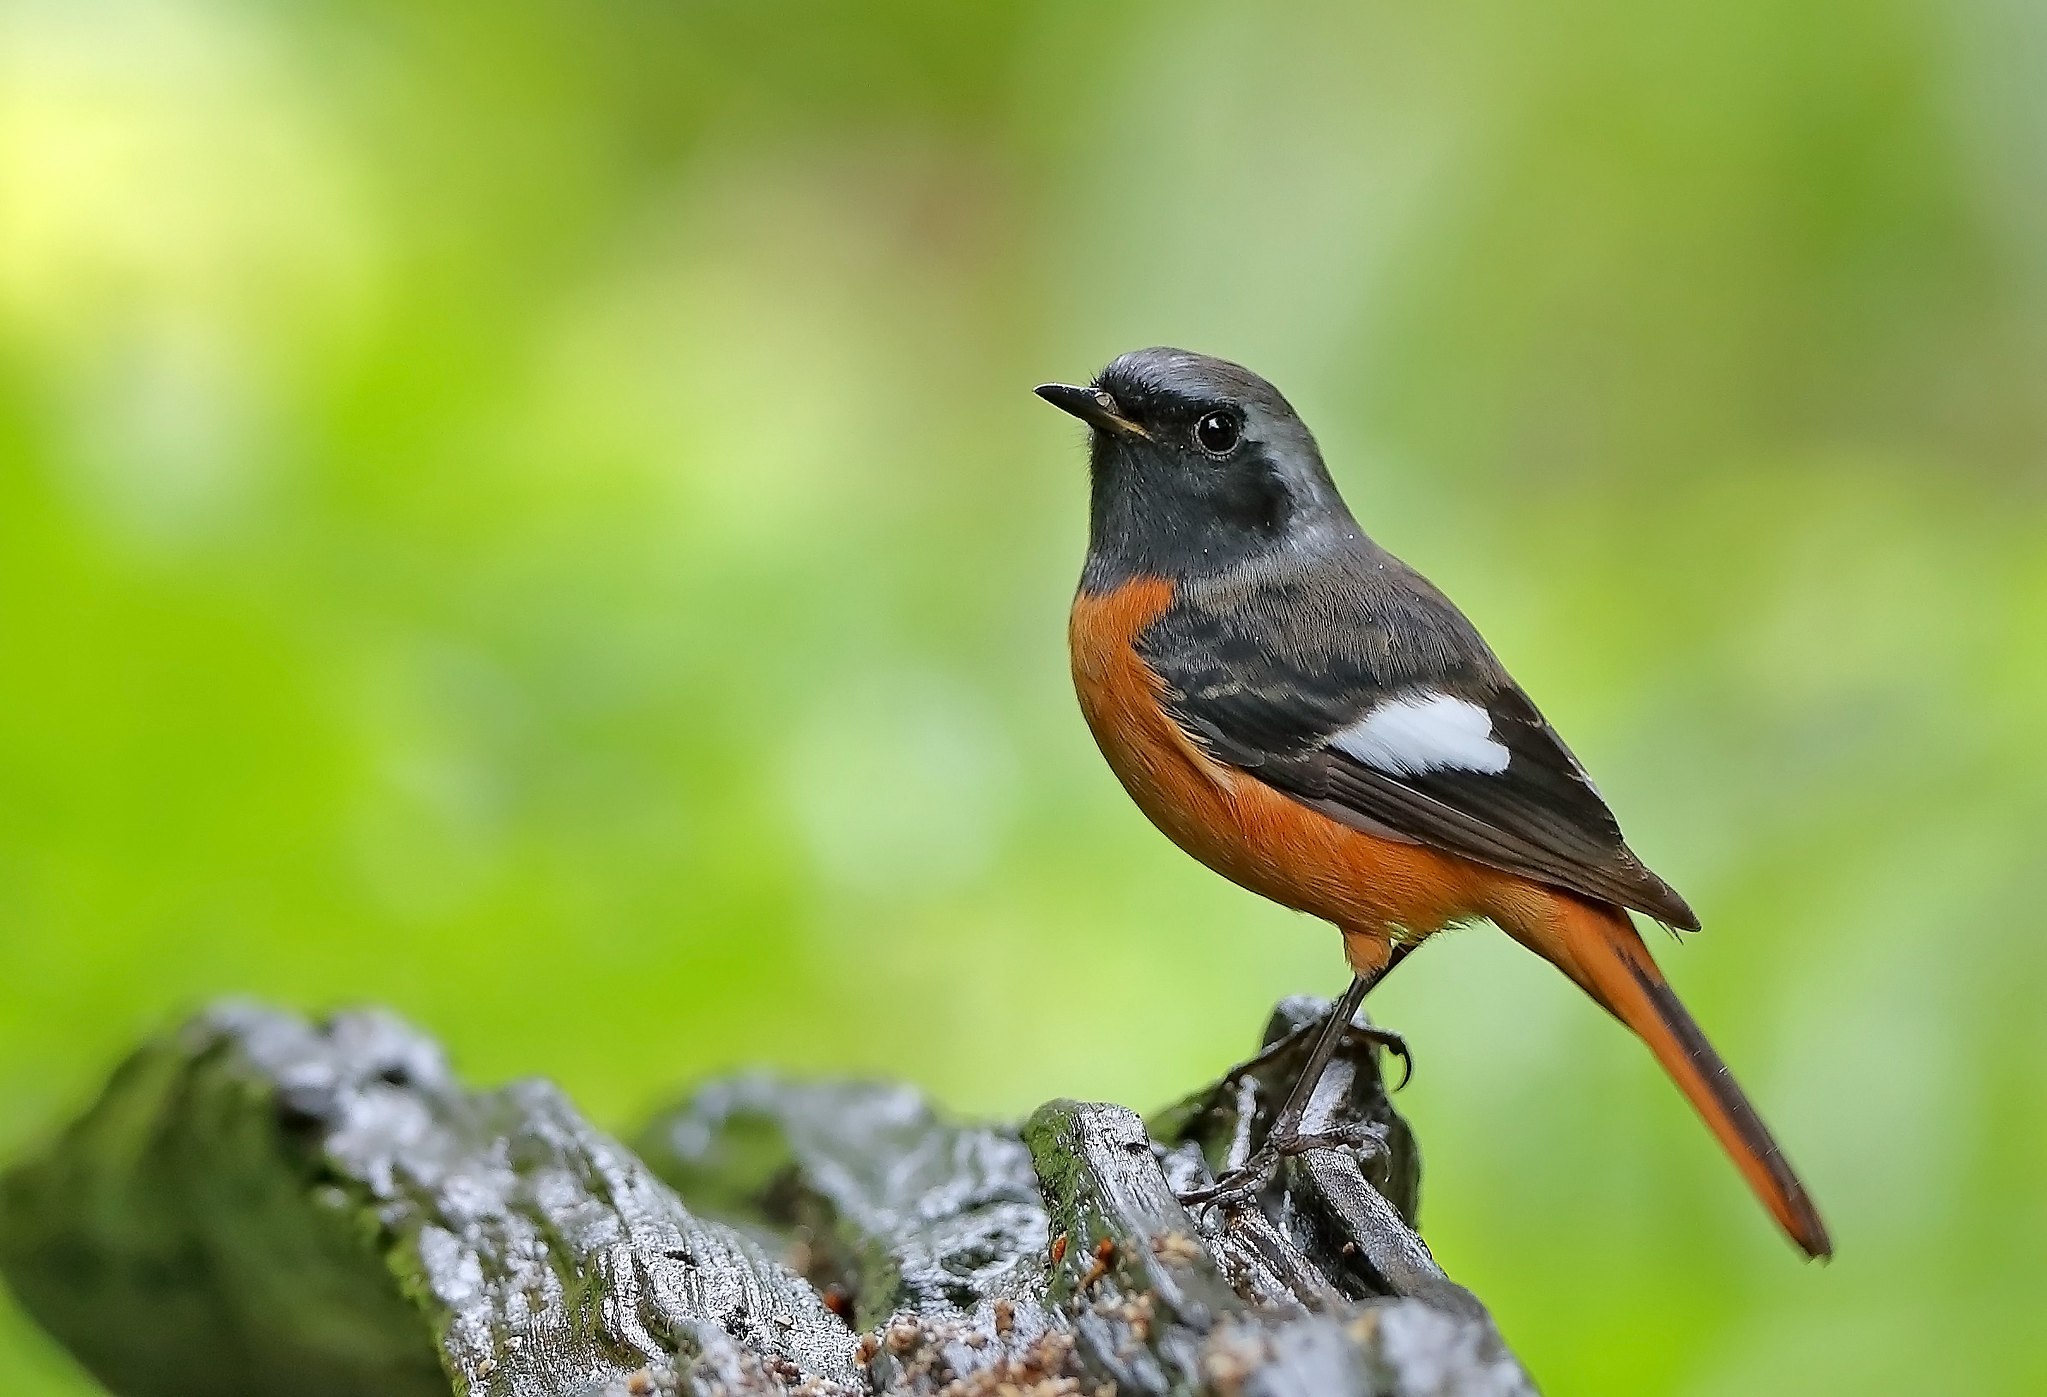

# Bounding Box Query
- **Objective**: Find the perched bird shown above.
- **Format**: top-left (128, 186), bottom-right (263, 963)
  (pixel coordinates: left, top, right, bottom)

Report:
top-left (1037, 348), bottom-right (1830, 1259)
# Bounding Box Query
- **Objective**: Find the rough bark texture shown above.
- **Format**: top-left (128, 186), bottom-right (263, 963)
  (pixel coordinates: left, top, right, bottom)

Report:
top-left (0, 998), bottom-right (1534, 1397)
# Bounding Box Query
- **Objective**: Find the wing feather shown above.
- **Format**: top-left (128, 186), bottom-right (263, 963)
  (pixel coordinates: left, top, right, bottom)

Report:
top-left (1140, 544), bottom-right (1699, 929)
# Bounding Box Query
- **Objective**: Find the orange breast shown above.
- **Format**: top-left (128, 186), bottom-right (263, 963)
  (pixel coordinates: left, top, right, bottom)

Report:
top-left (1069, 577), bottom-right (1504, 962)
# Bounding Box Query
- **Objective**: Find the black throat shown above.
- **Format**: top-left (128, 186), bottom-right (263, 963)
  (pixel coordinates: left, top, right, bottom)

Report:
top-left (1078, 437), bottom-right (1297, 595)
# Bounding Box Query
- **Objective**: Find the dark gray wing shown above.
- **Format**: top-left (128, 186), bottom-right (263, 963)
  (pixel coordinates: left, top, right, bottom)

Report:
top-left (1139, 544), bottom-right (1698, 929)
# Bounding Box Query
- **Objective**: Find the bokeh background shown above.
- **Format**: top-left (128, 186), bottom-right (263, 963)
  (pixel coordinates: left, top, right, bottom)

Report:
top-left (3, 0), bottom-right (2044, 1391)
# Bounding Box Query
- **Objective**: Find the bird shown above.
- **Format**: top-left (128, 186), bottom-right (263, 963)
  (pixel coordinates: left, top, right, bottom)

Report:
top-left (1036, 347), bottom-right (1831, 1260)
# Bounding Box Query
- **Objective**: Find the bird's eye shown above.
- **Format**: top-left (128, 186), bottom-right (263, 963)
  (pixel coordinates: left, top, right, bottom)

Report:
top-left (1194, 410), bottom-right (1242, 456)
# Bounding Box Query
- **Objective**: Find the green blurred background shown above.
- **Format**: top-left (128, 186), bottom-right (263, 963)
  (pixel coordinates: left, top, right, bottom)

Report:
top-left (3, 0), bottom-right (2044, 1391)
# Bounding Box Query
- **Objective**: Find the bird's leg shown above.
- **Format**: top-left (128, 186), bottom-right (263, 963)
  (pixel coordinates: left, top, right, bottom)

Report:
top-left (1210, 1015), bottom-right (1413, 1094)
top-left (1181, 943), bottom-right (1415, 1212)
top-left (1179, 975), bottom-right (1368, 1210)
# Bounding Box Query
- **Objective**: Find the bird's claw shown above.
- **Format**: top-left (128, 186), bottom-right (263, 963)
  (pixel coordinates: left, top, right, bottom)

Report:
top-left (1177, 1148), bottom-right (1278, 1213)
top-left (1215, 1020), bottom-right (1414, 1094)
top-left (1176, 1124), bottom-right (1385, 1213)
top-left (1282, 1123), bottom-right (1381, 1154)
top-left (1355, 1027), bottom-right (1413, 1090)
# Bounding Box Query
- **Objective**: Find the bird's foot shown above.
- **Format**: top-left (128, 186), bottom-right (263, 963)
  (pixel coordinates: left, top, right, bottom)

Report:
top-left (1353, 1026), bottom-right (1413, 1091)
top-left (1218, 1020), bottom-right (1414, 1093)
top-left (1177, 1123), bottom-right (1382, 1213)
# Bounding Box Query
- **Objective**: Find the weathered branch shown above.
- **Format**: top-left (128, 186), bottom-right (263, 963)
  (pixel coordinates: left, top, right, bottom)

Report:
top-left (0, 998), bottom-right (1534, 1396)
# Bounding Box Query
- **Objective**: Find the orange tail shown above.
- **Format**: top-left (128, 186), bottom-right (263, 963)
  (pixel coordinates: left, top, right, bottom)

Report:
top-left (1513, 894), bottom-right (1832, 1260)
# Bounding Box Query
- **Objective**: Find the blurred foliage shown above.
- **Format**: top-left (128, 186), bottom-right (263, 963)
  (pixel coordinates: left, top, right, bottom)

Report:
top-left (2, 0), bottom-right (2044, 1392)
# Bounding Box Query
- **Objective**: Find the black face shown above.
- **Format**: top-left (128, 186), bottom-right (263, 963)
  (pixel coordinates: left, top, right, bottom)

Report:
top-left (1037, 347), bottom-right (1351, 593)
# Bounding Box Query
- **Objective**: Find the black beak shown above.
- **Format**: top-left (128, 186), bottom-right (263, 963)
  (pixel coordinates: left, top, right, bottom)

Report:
top-left (1033, 382), bottom-right (1150, 439)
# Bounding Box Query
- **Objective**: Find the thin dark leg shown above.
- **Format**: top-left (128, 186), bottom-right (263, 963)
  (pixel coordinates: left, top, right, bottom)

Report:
top-left (1209, 1013), bottom-right (1410, 1094)
top-left (1181, 942), bottom-right (1416, 1211)
top-left (1262, 972), bottom-right (1371, 1142)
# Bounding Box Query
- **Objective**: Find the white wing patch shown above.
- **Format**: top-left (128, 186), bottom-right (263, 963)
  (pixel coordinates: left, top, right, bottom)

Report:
top-left (1331, 692), bottom-right (1510, 777)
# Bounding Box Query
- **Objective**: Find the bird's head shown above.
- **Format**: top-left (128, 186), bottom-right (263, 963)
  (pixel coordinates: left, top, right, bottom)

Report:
top-left (1037, 348), bottom-right (1353, 589)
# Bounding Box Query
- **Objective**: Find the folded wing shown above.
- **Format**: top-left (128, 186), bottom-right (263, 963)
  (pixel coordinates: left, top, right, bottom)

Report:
top-left (1138, 545), bottom-right (1698, 929)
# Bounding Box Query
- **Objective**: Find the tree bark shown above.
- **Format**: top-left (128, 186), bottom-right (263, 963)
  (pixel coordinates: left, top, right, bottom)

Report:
top-left (0, 998), bottom-right (1534, 1396)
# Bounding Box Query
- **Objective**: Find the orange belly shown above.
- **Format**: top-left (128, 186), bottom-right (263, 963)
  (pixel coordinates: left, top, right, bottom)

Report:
top-left (1070, 577), bottom-right (1516, 967)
